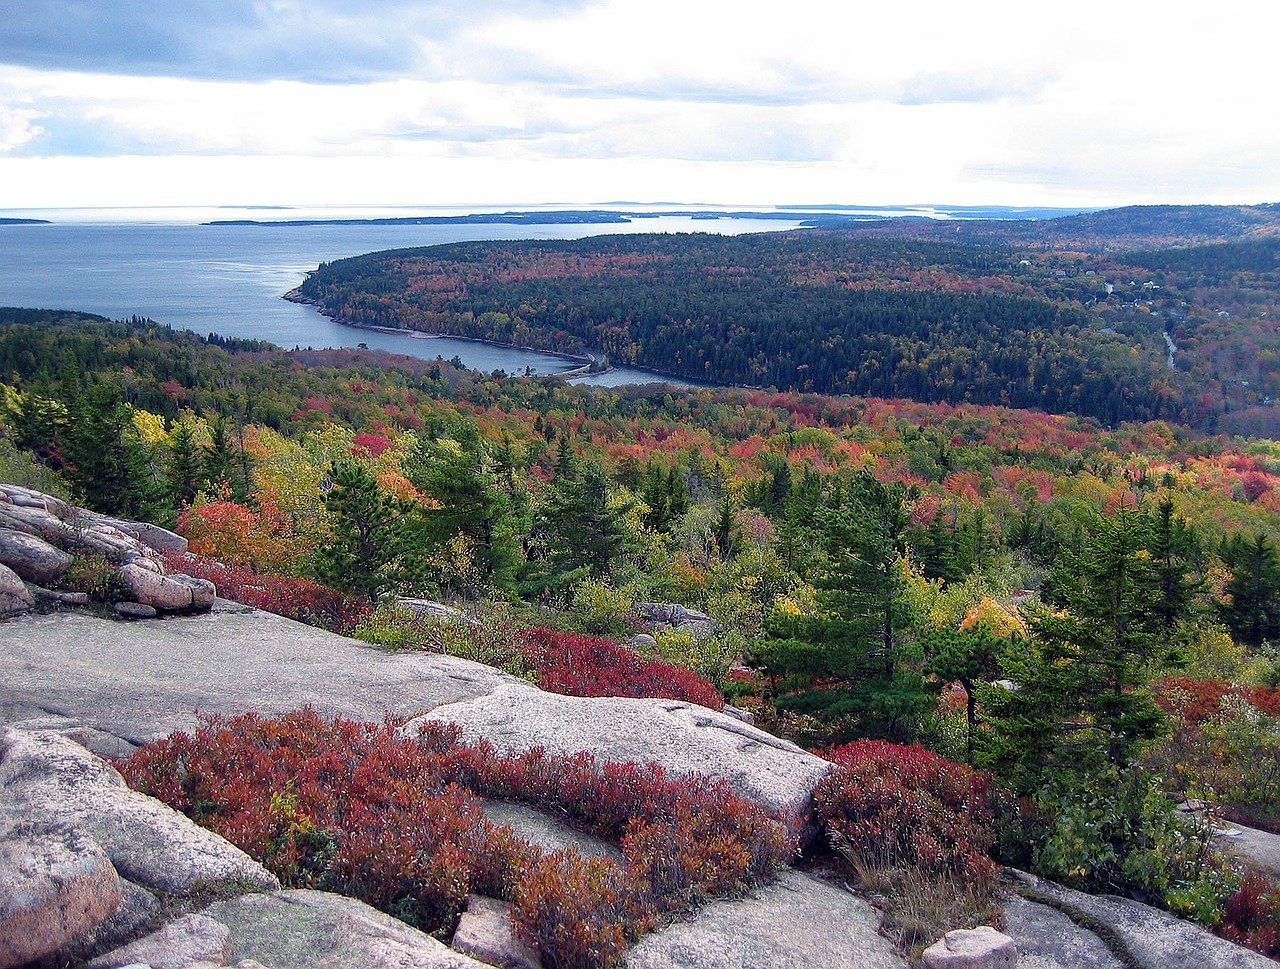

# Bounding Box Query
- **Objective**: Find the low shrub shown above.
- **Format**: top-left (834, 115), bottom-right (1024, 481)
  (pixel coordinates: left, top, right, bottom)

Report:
top-left (1219, 871), bottom-right (1280, 956)
top-left (163, 551), bottom-right (372, 633)
top-left (520, 628), bottom-right (724, 711)
top-left (814, 740), bottom-right (1000, 955)
top-left (815, 739), bottom-right (998, 882)
top-left (352, 600), bottom-right (528, 673)
top-left (119, 708), bottom-right (788, 968)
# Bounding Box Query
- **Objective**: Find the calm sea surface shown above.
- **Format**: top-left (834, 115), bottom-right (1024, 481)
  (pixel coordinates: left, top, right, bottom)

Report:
top-left (0, 210), bottom-right (802, 385)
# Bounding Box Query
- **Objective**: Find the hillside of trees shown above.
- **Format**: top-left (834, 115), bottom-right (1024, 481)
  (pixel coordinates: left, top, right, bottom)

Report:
top-left (295, 215), bottom-right (1280, 429)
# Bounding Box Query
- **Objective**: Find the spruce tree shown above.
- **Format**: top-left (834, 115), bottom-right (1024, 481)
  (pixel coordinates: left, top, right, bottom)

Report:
top-left (166, 421), bottom-right (203, 509)
top-left (316, 460), bottom-right (428, 603)
top-left (981, 510), bottom-right (1171, 793)
top-left (753, 470), bottom-right (929, 741)
top-left (1220, 532), bottom-right (1280, 649)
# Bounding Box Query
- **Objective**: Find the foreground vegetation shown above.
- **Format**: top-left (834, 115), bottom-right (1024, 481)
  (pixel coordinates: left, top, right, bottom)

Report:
top-left (4, 306), bottom-right (1280, 958)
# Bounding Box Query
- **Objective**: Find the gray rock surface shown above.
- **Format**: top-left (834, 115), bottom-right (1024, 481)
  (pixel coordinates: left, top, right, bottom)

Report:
top-left (1001, 894), bottom-right (1123, 969)
top-left (0, 727), bottom-right (277, 895)
top-left (416, 683), bottom-right (829, 842)
top-left (451, 894), bottom-right (542, 969)
top-left (0, 562), bottom-right (33, 616)
top-left (481, 799), bottom-right (620, 861)
top-left (71, 878), bottom-right (162, 959)
top-left (84, 513), bottom-right (189, 553)
top-left (0, 607), bottom-right (521, 747)
top-left (623, 868), bottom-right (905, 969)
top-left (1216, 818), bottom-right (1280, 877)
top-left (87, 912), bottom-right (232, 969)
top-left (1011, 870), bottom-right (1273, 968)
top-left (0, 824), bottom-right (123, 969)
top-left (203, 889), bottom-right (493, 968)
top-left (0, 527), bottom-right (72, 584)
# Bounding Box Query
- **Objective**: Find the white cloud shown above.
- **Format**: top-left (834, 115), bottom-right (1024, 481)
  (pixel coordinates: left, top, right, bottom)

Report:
top-left (0, 1), bottom-right (1278, 206)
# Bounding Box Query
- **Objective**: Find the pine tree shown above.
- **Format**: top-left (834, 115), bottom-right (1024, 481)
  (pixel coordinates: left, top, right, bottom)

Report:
top-left (61, 379), bottom-right (163, 520)
top-left (166, 420), bottom-right (203, 509)
top-left (203, 415), bottom-right (237, 495)
top-left (714, 492), bottom-right (739, 560)
top-left (925, 626), bottom-right (1003, 764)
top-left (1147, 497), bottom-right (1201, 638)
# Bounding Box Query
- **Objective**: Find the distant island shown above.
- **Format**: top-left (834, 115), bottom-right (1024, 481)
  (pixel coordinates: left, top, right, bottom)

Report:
top-left (202, 206), bottom-right (1096, 228)
top-left (0, 217), bottom-right (51, 225)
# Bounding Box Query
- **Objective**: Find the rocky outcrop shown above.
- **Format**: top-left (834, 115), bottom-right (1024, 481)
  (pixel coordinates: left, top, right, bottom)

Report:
top-left (414, 683), bottom-right (830, 843)
top-left (86, 912), bottom-right (231, 969)
top-left (1000, 893), bottom-right (1124, 969)
top-left (1010, 870), bottom-right (1274, 968)
top-left (0, 483), bottom-right (212, 617)
top-left (119, 562), bottom-right (216, 611)
top-left (0, 727), bottom-right (278, 895)
top-left (0, 527), bottom-right (72, 584)
top-left (203, 889), bottom-right (492, 968)
top-left (0, 607), bottom-right (521, 754)
top-left (451, 894), bottom-right (542, 969)
top-left (0, 563), bottom-right (33, 616)
top-left (633, 601), bottom-right (722, 637)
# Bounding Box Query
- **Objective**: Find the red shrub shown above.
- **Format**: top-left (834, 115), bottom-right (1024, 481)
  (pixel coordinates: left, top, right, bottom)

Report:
top-left (520, 628), bottom-right (724, 711)
top-left (120, 709), bottom-right (789, 969)
top-left (815, 740), bottom-right (998, 881)
top-left (163, 552), bottom-right (372, 634)
top-left (1157, 677), bottom-right (1280, 726)
top-left (1219, 871), bottom-right (1280, 956)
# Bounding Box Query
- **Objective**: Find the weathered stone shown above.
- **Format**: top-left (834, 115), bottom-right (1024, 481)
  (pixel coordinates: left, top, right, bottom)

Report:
top-left (119, 564), bottom-right (215, 612)
top-left (633, 602), bottom-right (717, 627)
top-left (203, 889), bottom-right (492, 968)
top-left (922, 925), bottom-right (1017, 969)
top-left (416, 683), bottom-right (828, 843)
top-left (114, 601), bottom-right (159, 619)
top-left (71, 879), bottom-right (162, 959)
top-left (0, 527), bottom-right (72, 584)
top-left (623, 869), bottom-right (904, 968)
top-left (0, 824), bottom-right (123, 969)
top-left (722, 704), bottom-right (755, 725)
top-left (0, 728), bottom-right (278, 895)
top-left (0, 608), bottom-right (519, 747)
top-left (397, 597), bottom-right (481, 626)
top-left (629, 633), bottom-right (657, 648)
top-left (0, 483), bottom-right (71, 517)
top-left (85, 513), bottom-right (189, 554)
top-left (452, 894), bottom-right (542, 969)
top-left (1010, 869), bottom-right (1274, 968)
top-left (481, 799), bottom-right (620, 861)
top-left (86, 913), bottom-right (231, 969)
top-left (0, 562), bottom-right (34, 616)
top-left (1213, 817), bottom-right (1280, 878)
top-left (1001, 894), bottom-right (1123, 969)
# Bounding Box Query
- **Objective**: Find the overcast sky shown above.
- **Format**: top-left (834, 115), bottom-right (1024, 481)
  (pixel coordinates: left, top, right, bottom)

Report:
top-left (1, 1), bottom-right (1277, 209)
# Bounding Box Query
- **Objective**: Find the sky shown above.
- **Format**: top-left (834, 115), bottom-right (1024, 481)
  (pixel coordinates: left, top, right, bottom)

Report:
top-left (1, 1), bottom-right (1278, 210)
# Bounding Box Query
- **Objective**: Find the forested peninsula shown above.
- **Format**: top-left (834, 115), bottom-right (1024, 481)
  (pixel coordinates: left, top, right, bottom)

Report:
top-left (293, 205), bottom-right (1280, 430)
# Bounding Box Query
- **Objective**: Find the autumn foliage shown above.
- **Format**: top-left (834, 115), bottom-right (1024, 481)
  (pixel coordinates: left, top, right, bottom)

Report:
top-left (163, 551), bottom-right (372, 633)
top-left (519, 628), bottom-right (724, 711)
top-left (814, 740), bottom-right (999, 882)
top-left (119, 709), bottom-right (789, 968)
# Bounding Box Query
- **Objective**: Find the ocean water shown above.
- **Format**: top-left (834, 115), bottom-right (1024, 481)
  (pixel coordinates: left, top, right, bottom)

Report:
top-left (0, 210), bottom-right (802, 383)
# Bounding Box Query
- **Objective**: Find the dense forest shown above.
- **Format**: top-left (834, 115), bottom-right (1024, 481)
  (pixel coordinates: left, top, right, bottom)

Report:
top-left (6, 307), bottom-right (1280, 957)
top-left (295, 212), bottom-right (1280, 430)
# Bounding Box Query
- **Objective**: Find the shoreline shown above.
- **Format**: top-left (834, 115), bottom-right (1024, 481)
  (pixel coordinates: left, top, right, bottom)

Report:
top-left (284, 287), bottom-right (613, 379)
top-left (282, 288), bottom-right (729, 389)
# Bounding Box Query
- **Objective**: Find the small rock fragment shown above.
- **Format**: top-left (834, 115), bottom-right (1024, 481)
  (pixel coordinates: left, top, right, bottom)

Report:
top-left (114, 601), bottom-right (159, 620)
top-left (452, 894), bottom-right (543, 969)
top-left (922, 925), bottom-right (1017, 969)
